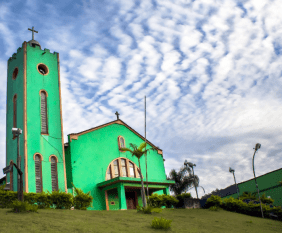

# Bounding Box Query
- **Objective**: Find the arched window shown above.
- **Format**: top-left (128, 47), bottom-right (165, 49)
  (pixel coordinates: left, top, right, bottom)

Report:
top-left (51, 156), bottom-right (58, 192)
top-left (118, 136), bottom-right (126, 151)
top-left (113, 160), bottom-right (119, 178)
top-left (106, 158), bottom-right (142, 181)
top-left (121, 159), bottom-right (127, 177)
top-left (106, 165), bottom-right (112, 180)
top-left (35, 154), bottom-right (42, 193)
top-left (40, 91), bottom-right (48, 134)
top-left (129, 162), bottom-right (135, 178)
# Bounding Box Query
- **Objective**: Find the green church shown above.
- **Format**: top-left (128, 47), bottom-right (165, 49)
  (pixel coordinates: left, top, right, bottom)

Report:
top-left (1, 28), bottom-right (174, 210)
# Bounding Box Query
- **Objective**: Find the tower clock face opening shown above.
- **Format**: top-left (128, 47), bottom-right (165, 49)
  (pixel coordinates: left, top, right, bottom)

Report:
top-left (37, 63), bottom-right (49, 75)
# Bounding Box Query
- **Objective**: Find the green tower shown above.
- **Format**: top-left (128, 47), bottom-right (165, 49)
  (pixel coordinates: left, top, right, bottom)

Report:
top-left (6, 27), bottom-right (67, 195)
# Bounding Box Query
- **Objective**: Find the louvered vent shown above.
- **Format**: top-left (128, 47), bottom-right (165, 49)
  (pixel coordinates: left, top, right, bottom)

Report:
top-left (51, 157), bottom-right (58, 191)
top-left (35, 155), bottom-right (42, 193)
top-left (41, 91), bottom-right (48, 134)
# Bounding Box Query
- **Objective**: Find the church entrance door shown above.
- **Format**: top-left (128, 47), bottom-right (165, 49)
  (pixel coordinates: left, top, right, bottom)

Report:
top-left (125, 191), bottom-right (136, 209)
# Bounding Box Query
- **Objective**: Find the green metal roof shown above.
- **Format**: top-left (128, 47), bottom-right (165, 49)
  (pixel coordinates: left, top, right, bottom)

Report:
top-left (97, 176), bottom-right (175, 189)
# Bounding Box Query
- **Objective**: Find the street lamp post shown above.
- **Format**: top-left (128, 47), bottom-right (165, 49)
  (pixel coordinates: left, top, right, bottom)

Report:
top-left (12, 128), bottom-right (24, 202)
top-left (184, 160), bottom-right (199, 199)
top-left (229, 167), bottom-right (240, 200)
top-left (252, 143), bottom-right (264, 218)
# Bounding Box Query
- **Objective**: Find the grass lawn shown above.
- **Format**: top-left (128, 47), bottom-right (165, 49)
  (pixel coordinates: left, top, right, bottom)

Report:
top-left (0, 207), bottom-right (281, 233)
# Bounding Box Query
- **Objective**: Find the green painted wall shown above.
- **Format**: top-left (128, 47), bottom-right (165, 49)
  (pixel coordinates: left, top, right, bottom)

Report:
top-left (6, 42), bottom-right (66, 194)
top-left (221, 169), bottom-right (282, 207)
top-left (66, 123), bottom-right (169, 210)
top-left (108, 188), bottom-right (119, 210)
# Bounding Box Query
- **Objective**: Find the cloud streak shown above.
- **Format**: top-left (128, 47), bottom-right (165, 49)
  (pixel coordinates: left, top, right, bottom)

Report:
top-left (0, 0), bottom-right (282, 198)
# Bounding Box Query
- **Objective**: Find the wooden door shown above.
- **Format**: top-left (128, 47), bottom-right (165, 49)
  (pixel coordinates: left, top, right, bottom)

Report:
top-left (126, 191), bottom-right (136, 209)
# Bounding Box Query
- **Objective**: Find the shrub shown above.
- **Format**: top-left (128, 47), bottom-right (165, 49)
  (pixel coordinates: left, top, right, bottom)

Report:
top-left (162, 195), bottom-right (179, 208)
top-left (175, 193), bottom-right (191, 208)
top-left (148, 194), bottom-right (179, 209)
top-left (209, 206), bottom-right (222, 211)
top-left (71, 182), bottom-right (94, 210)
top-left (152, 208), bottom-right (162, 213)
top-left (148, 194), bottom-right (163, 208)
top-left (151, 217), bottom-right (172, 229)
top-left (137, 205), bottom-right (153, 214)
top-left (205, 195), bottom-right (222, 209)
top-left (7, 200), bottom-right (38, 214)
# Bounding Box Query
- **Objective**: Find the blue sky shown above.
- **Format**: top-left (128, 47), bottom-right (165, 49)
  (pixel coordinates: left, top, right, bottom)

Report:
top-left (0, 0), bottom-right (282, 198)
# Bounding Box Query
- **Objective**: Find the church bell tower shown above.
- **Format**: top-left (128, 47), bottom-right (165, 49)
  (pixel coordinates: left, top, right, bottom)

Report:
top-left (6, 27), bottom-right (67, 194)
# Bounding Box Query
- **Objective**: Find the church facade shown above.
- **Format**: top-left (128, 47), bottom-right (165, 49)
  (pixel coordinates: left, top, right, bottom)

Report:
top-left (1, 29), bottom-right (174, 210)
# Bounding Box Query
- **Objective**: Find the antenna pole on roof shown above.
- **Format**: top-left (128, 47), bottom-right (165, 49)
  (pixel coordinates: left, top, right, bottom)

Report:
top-left (145, 96), bottom-right (149, 200)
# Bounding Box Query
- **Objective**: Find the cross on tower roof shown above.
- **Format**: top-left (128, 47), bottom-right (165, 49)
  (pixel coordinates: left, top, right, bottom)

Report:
top-left (115, 111), bottom-right (120, 120)
top-left (28, 26), bottom-right (38, 40)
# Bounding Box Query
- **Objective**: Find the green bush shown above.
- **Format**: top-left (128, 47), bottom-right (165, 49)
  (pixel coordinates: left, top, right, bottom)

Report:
top-left (71, 182), bottom-right (93, 210)
top-left (7, 200), bottom-right (38, 214)
top-left (148, 194), bottom-right (179, 208)
top-left (152, 208), bottom-right (162, 213)
top-left (45, 189), bottom-right (74, 209)
top-left (151, 217), bottom-right (172, 229)
top-left (163, 195), bottom-right (179, 208)
top-left (209, 206), bottom-right (222, 211)
top-left (175, 193), bottom-right (191, 208)
top-left (148, 194), bottom-right (163, 208)
top-left (205, 195), bottom-right (222, 209)
top-left (137, 204), bottom-right (153, 214)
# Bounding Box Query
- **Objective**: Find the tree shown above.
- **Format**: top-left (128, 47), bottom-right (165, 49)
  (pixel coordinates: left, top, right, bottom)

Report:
top-left (167, 165), bottom-right (201, 196)
top-left (120, 142), bottom-right (156, 208)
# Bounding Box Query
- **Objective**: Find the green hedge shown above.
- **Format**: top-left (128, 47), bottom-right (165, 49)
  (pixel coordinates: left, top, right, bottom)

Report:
top-left (0, 182), bottom-right (93, 210)
top-left (206, 194), bottom-right (282, 221)
top-left (148, 194), bottom-right (179, 208)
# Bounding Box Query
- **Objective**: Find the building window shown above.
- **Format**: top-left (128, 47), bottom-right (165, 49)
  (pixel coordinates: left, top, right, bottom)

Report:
top-left (118, 136), bottom-right (126, 152)
top-left (40, 91), bottom-right (48, 134)
top-left (113, 160), bottom-right (119, 178)
top-left (35, 154), bottom-right (42, 193)
top-left (37, 63), bottom-right (49, 75)
top-left (129, 162), bottom-right (135, 178)
top-left (121, 159), bottom-right (127, 177)
top-left (106, 165), bottom-right (112, 180)
top-left (136, 168), bottom-right (140, 178)
top-left (51, 156), bottom-right (58, 192)
top-left (12, 68), bottom-right (18, 80)
top-left (105, 158), bottom-right (142, 180)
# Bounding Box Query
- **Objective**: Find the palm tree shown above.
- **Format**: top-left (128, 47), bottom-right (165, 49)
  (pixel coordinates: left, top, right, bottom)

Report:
top-left (167, 165), bottom-right (201, 196)
top-left (120, 142), bottom-right (156, 208)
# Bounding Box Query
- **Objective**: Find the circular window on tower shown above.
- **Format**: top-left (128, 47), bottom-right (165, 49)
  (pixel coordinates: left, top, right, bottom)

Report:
top-left (37, 63), bottom-right (49, 75)
top-left (12, 67), bottom-right (18, 80)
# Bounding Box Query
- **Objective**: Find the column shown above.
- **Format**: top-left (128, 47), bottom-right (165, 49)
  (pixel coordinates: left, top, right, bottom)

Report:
top-left (118, 183), bottom-right (127, 210)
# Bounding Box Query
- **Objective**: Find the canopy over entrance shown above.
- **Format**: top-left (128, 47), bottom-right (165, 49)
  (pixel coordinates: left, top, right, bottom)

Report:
top-left (97, 177), bottom-right (175, 210)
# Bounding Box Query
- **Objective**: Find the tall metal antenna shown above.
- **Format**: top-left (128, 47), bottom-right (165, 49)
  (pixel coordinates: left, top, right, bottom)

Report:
top-left (145, 96), bottom-right (149, 198)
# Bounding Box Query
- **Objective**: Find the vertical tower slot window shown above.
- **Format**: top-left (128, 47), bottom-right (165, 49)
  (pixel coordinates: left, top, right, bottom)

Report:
top-left (35, 154), bottom-right (42, 193)
top-left (40, 91), bottom-right (48, 134)
top-left (51, 156), bottom-right (58, 192)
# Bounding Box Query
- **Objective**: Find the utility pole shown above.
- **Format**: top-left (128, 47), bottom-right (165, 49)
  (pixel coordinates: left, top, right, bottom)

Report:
top-left (12, 128), bottom-right (24, 202)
